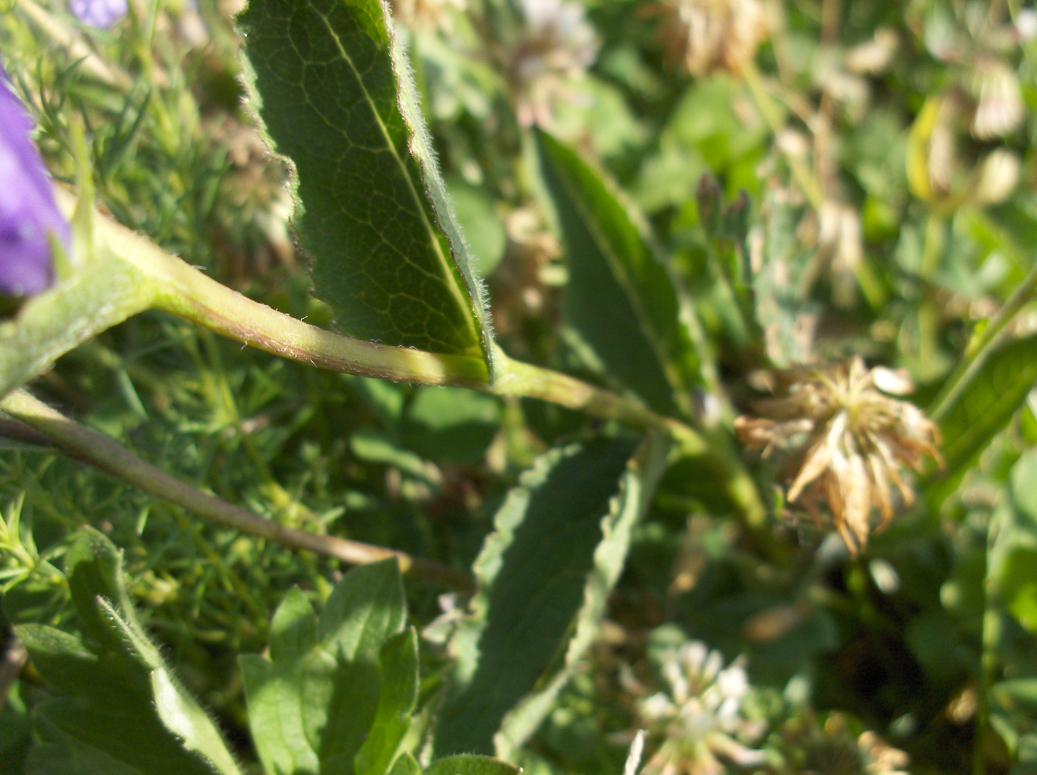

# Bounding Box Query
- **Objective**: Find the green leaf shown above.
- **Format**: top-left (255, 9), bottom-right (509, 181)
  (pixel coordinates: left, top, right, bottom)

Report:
top-left (425, 755), bottom-right (521, 775)
top-left (434, 436), bottom-right (668, 756)
top-left (0, 684), bottom-right (30, 775)
top-left (30, 697), bottom-right (222, 775)
top-left (993, 679), bottom-right (1037, 717)
top-left (25, 739), bottom-right (144, 775)
top-left (0, 247), bottom-right (156, 401)
top-left (237, 0), bottom-right (493, 369)
top-left (16, 528), bottom-right (242, 775)
top-left (752, 184), bottom-right (818, 368)
top-left (936, 333), bottom-right (1037, 475)
top-left (402, 387), bottom-right (501, 465)
top-left (240, 560), bottom-right (407, 775)
top-left (446, 177), bottom-right (506, 277)
top-left (387, 754), bottom-right (423, 775)
top-left (533, 129), bottom-right (704, 417)
top-left (494, 434), bottom-right (670, 759)
top-left (354, 628), bottom-right (420, 775)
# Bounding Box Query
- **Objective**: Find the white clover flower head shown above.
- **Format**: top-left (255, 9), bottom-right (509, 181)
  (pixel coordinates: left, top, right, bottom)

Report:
top-left (636, 641), bottom-right (764, 775)
top-left (508, 0), bottom-right (599, 127)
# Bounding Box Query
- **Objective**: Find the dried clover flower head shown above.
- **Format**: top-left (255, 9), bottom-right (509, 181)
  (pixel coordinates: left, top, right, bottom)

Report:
top-left (507, 0), bottom-right (599, 127)
top-left (650, 0), bottom-right (771, 77)
top-left (735, 357), bottom-right (941, 554)
top-left (631, 641), bottom-right (765, 775)
top-left (392, 0), bottom-right (466, 33)
top-left (780, 712), bottom-right (909, 775)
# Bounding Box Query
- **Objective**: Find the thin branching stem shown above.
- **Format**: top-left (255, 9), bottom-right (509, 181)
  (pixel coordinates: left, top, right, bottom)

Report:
top-left (0, 389), bottom-right (473, 591)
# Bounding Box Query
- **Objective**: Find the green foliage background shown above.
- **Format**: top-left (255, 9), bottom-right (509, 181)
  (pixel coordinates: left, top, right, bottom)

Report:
top-left (1, 0), bottom-right (1036, 773)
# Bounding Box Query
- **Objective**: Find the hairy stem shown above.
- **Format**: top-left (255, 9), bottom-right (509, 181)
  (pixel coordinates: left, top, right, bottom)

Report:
top-left (7, 196), bottom-right (765, 526)
top-left (83, 195), bottom-right (491, 387)
top-left (0, 389), bottom-right (472, 590)
top-left (494, 351), bottom-right (766, 526)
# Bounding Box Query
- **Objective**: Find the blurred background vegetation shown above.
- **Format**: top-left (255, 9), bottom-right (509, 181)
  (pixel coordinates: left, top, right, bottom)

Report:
top-left (1, 0), bottom-right (1036, 773)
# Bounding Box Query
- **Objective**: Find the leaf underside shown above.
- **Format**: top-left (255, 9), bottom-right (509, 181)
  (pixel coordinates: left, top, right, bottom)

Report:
top-left (238, 0), bottom-right (492, 365)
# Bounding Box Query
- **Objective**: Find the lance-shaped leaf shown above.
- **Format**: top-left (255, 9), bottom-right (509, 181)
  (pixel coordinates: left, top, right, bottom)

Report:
top-left (12, 528), bottom-right (242, 775)
top-left (433, 435), bottom-right (670, 757)
top-left (936, 333), bottom-right (1037, 476)
top-left (238, 0), bottom-right (493, 372)
top-left (533, 129), bottom-right (704, 417)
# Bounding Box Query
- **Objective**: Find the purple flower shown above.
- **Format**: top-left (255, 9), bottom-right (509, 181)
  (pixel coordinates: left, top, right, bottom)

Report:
top-left (0, 66), bottom-right (70, 298)
top-left (69, 0), bottom-right (129, 29)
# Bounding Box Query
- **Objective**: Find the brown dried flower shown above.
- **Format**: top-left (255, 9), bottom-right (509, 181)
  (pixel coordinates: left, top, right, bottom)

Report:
top-left (782, 712), bottom-right (910, 775)
top-left (650, 0), bottom-right (771, 77)
top-left (735, 357), bottom-right (941, 553)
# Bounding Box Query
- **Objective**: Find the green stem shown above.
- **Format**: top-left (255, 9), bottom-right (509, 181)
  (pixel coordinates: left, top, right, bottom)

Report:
top-left (493, 350), bottom-right (766, 527)
top-left (973, 506), bottom-right (1005, 775)
top-left (493, 348), bottom-right (704, 451)
top-left (0, 390), bottom-right (472, 591)
top-left (930, 258), bottom-right (1037, 420)
top-left (131, 238), bottom-right (492, 389)
top-left (0, 246), bottom-right (160, 400)
top-left (7, 196), bottom-right (766, 527)
top-left (742, 62), bottom-right (824, 210)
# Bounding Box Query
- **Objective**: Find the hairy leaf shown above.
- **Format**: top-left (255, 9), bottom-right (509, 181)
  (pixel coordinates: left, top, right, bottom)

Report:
top-left (425, 756), bottom-right (521, 775)
top-left (387, 754), bottom-right (423, 775)
top-left (494, 433), bottom-right (670, 758)
top-left (238, 0), bottom-right (493, 368)
top-left (533, 129), bottom-right (703, 417)
top-left (434, 436), bottom-right (667, 756)
top-left (14, 528), bottom-right (241, 775)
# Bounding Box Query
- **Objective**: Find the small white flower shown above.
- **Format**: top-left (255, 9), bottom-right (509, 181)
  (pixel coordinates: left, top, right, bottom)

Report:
top-left (634, 640), bottom-right (764, 775)
top-left (508, 0), bottom-right (599, 126)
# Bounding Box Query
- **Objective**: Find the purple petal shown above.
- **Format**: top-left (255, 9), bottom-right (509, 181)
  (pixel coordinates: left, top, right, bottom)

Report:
top-left (0, 65), bottom-right (70, 298)
top-left (69, 0), bottom-right (129, 30)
